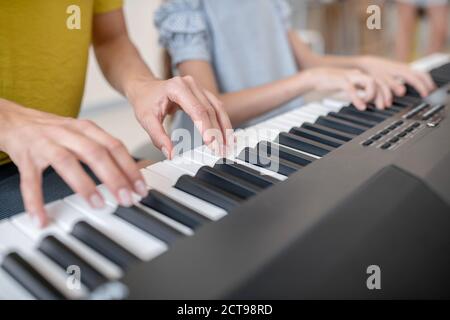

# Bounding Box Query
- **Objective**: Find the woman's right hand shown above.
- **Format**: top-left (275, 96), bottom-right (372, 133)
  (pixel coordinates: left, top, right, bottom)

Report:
top-left (302, 68), bottom-right (381, 110)
top-left (0, 99), bottom-right (148, 227)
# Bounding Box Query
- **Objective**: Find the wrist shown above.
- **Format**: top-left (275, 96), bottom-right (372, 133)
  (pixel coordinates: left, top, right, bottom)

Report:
top-left (124, 76), bottom-right (158, 106)
top-left (296, 69), bottom-right (319, 92)
top-left (355, 55), bottom-right (373, 71)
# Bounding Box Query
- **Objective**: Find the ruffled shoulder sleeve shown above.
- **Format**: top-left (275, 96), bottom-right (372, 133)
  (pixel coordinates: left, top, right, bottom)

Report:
top-left (154, 0), bottom-right (211, 67)
top-left (273, 0), bottom-right (293, 29)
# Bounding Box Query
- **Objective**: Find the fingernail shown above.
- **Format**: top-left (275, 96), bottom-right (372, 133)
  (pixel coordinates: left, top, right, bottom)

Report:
top-left (203, 133), bottom-right (214, 145)
top-left (118, 188), bottom-right (133, 207)
top-left (134, 180), bottom-right (148, 197)
top-left (89, 193), bottom-right (105, 209)
top-left (162, 147), bottom-right (170, 159)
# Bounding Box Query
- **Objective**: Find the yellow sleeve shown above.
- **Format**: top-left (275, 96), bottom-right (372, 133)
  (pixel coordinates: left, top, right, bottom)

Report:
top-left (94, 0), bottom-right (123, 14)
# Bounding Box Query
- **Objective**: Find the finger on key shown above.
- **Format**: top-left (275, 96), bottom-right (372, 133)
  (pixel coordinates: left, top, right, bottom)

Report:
top-left (19, 161), bottom-right (48, 228)
top-left (78, 121), bottom-right (147, 197)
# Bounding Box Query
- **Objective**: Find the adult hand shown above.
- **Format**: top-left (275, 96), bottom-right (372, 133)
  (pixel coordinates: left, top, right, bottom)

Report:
top-left (0, 99), bottom-right (147, 227)
top-left (127, 76), bottom-right (233, 158)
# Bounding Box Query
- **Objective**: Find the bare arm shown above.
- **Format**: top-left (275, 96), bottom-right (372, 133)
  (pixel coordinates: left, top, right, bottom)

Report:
top-left (288, 30), bottom-right (359, 69)
top-left (92, 9), bottom-right (154, 97)
top-left (178, 60), bottom-right (376, 126)
top-left (93, 9), bottom-right (232, 155)
top-left (178, 60), bottom-right (317, 126)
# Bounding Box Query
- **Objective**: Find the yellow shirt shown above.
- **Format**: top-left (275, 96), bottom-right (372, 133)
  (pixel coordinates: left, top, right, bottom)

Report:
top-left (0, 0), bottom-right (123, 165)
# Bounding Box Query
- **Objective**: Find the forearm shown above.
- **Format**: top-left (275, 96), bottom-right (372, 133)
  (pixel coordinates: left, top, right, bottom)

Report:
top-left (218, 72), bottom-right (314, 126)
top-left (287, 30), bottom-right (365, 70)
top-left (93, 35), bottom-right (156, 100)
top-left (312, 54), bottom-right (365, 69)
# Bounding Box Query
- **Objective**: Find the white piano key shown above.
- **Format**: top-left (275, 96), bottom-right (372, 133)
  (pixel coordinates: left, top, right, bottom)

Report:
top-left (141, 169), bottom-right (227, 221)
top-left (284, 113), bottom-right (316, 124)
top-left (290, 109), bottom-right (321, 121)
top-left (0, 221), bottom-right (87, 299)
top-left (291, 107), bottom-right (323, 117)
top-left (304, 102), bottom-right (335, 113)
top-left (146, 161), bottom-right (189, 183)
top-left (95, 184), bottom-right (194, 237)
top-left (262, 119), bottom-right (292, 132)
top-left (11, 212), bottom-right (122, 280)
top-left (0, 268), bottom-right (35, 300)
top-left (251, 121), bottom-right (286, 133)
top-left (63, 196), bottom-right (168, 261)
top-left (186, 147), bottom-right (220, 167)
top-left (242, 126), bottom-right (281, 145)
top-left (270, 117), bottom-right (299, 128)
top-left (289, 109), bottom-right (323, 122)
top-left (322, 97), bottom-right (350, 110)
top-left (168, 161), bottom-right (202, 175)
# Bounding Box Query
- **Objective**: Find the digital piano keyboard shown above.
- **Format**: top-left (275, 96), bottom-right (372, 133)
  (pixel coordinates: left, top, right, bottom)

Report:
top-left (1, 54), bottom-right (450, 300)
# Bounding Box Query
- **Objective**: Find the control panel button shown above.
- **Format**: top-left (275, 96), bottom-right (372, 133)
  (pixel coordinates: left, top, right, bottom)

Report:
top-left (381, 143), bottom-right (392, 150)
top-left (389, 137), bottom-right (400, 143)
top-left (371, 134), bottom-right (382, 141)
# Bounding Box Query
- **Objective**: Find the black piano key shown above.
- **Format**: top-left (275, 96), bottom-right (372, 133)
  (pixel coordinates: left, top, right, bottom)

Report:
top-left (213, 161), bottom-right (277, 189)
top-left (38, 235), bottom-right (107, 291)
top-left (366, 104), bottom-right (397, 116)
top-left (393, 95), bottom-right (421, 108)
top-left (175, 175), bottom-right (242, 211)
top-left (430, 76), bottom-right (448, 87)
top-left (71, 221), bottom-right (139, 269)
top-left (140, 190), bottom-right (210, 230)
top-left (404, 83), bottom-right (422, 98)
top-left (196, 166), bottom-right (262, 199)
top-left (237, 147), bottom-right (302, 176)
top-left (431, 69), bottom-right (450, 83)
top-left (316, 116), bottom-right (367, 135)
top-left (328, 112), bottom-right (376, 128)
top-left (1, 252), bottom-right (64, 300)
top-left (114, 206), bottom-right (182, 245)
top-left (301, 123), bottom-right (355, 142)
top-left (339, 106), bottom-right (387, 122)
top-left (431, 62), bottom-right (450, 77)
top-left (277, 132), bottom-right (334, 157)
top-left (389, 105), bottom-right (407, 113)
top-left (257, 141), bottom-right (317, 166)
top-left (288, 127), bottom-right (344, 148)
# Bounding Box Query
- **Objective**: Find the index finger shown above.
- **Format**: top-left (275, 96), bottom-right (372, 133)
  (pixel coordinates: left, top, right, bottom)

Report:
top-left (204, 90), bottom-right (233, 144)
top-left (19, 161), bottom-right (48, 228)
top-left (167, 79), bottom-right (215, 145)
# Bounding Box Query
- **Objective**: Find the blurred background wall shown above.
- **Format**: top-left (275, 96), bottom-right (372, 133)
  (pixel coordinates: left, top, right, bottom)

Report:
top-left (289, 0), bottom-right (450, 57)
top-left (80, 0), bottom-right (449, 161)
